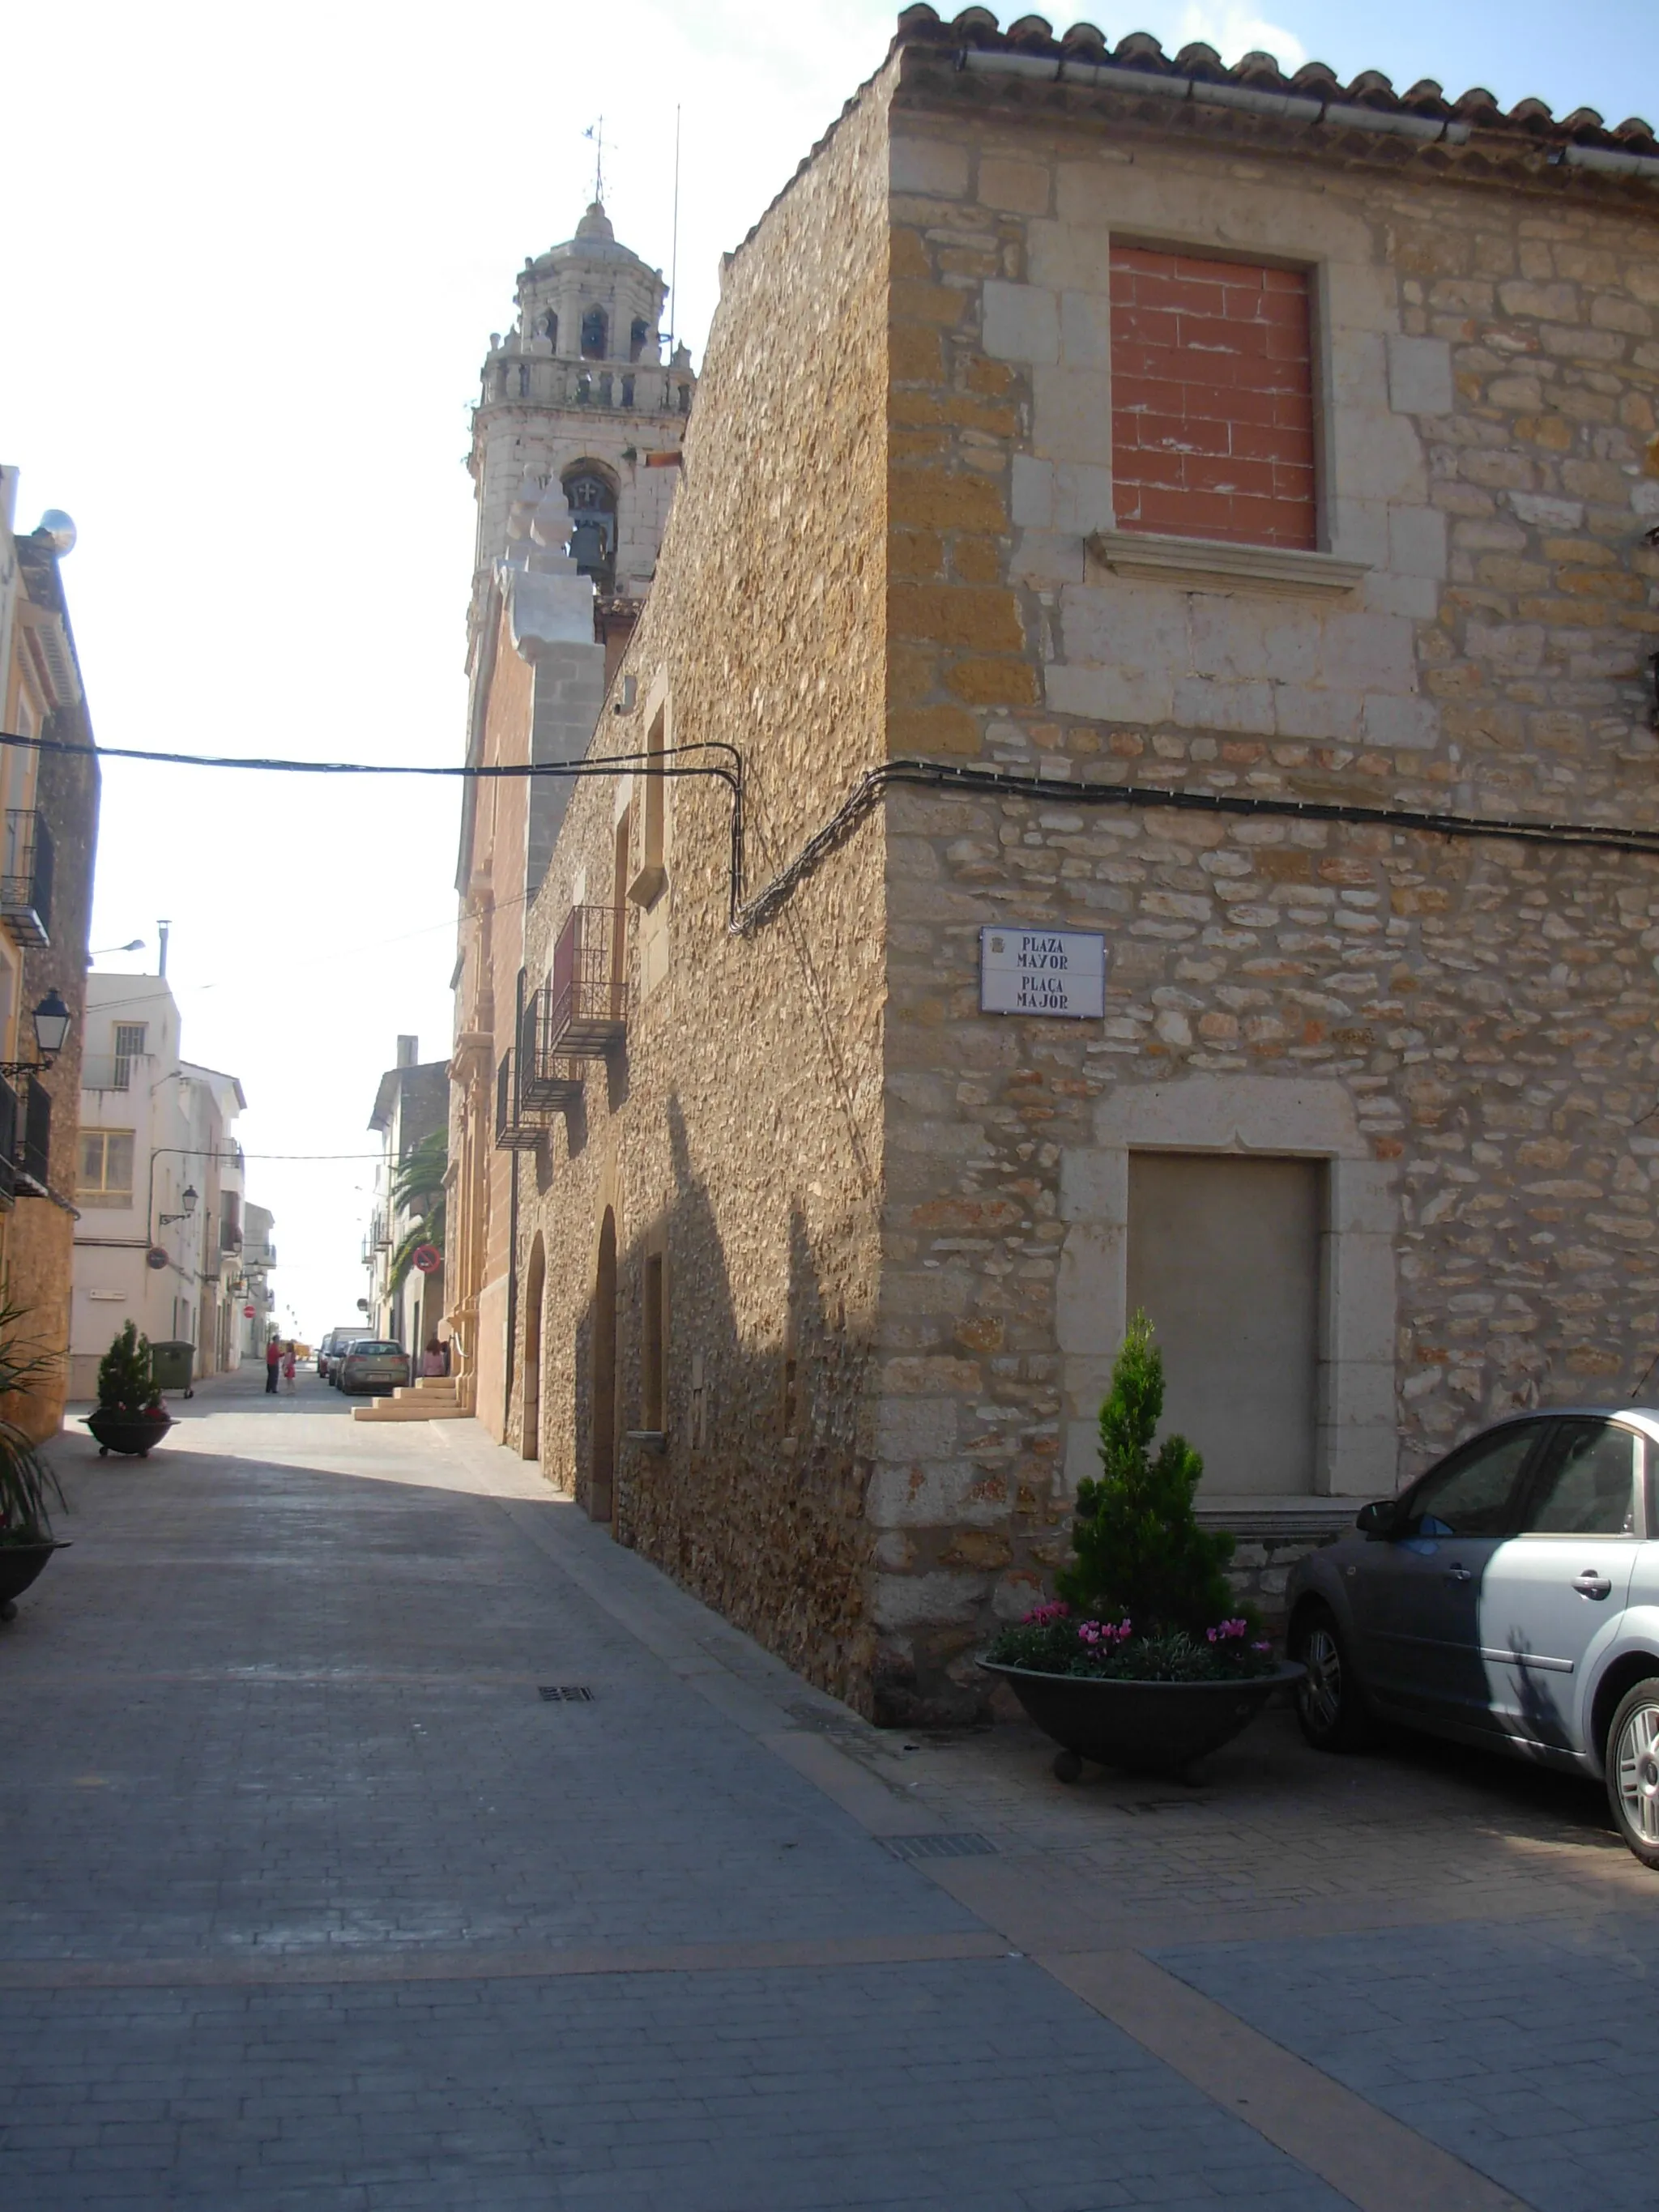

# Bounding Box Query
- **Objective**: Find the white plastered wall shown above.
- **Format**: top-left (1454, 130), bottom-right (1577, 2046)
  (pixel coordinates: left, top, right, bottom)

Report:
top-left (1056, 1077), bottom-right (1398, 1502)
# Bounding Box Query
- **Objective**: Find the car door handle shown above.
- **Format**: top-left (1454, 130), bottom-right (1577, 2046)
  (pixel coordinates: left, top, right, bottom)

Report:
top-left (1572, 1571), bottom-right (1613, 1600)
top-left (1444, 1564), bottom-right (1472, 1584)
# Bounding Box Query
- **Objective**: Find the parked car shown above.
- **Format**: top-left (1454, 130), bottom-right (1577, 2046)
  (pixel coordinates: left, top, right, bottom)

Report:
top-left (335, 1340), bottom-right (409, 1397)
top-left (1287, 1408), bottom-right (1659, 1865)
top-left (318, 1328), bottom-right (365, 1383)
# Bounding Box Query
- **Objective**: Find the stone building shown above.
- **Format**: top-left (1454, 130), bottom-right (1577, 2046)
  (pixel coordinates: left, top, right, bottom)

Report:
top-left (446, 203), bottom-right (691, 1430)
top-left (0, 471), bottom-right (100, 1440)
top-left (470, 7), bottom-right (1659, 1721)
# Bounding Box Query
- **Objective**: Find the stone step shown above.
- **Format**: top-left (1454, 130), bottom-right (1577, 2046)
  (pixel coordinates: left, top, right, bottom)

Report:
top-left (352, 1399), bottom-right (467, 1423)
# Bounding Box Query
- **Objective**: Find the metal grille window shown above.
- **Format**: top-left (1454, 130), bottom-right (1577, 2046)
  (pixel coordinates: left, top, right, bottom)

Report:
top-left (79, 1128), bottom-right (134, 1202)
top-left (113, 1024), bottom-right (146, 1088)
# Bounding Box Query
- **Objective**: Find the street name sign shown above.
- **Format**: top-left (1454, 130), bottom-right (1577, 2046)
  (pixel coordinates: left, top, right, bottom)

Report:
top-left (979, 925), bottom-right (1107, 1018)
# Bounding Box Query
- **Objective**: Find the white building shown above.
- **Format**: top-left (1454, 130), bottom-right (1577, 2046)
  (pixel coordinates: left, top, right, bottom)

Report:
top-left (69, 974), bottom-right (263, 1397)
top-left (240, 1201), bottom-right (276, 1360)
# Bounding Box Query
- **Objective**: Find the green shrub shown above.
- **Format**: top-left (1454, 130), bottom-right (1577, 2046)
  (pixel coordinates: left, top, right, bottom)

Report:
top-left (986, 1313), bottom-right (1269, 1681)
top-left (96, 1320), bottom-right (160, 1414)
top-left (0, 1301), bottom-right (65, 1542)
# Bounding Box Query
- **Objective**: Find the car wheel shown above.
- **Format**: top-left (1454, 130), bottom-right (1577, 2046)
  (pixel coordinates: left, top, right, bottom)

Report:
top-left (1606, 1680), bottom-right (1659, 1868)
top-left (1290, 1601), bottom-right (1373, 1752)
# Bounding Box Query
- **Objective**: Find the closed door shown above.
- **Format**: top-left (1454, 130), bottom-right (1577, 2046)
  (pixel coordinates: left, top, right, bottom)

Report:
top-left (1349, 1418), bottom-right (1548, 1725)
top-left (1127, 1153), bottom-right (1319, 1494)
top-left (1478, 1419), bottom-right (1640, 1751)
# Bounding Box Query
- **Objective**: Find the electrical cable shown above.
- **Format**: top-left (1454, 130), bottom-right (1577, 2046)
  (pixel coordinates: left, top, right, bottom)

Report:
top-left (730, 757), bottom-right (1659, 936)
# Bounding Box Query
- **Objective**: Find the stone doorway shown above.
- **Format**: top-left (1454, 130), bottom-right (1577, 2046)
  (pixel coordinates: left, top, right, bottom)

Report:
top-left (591, 1208), bottom-right (617, 1522)
top-left (522, 1234), bottom-right (544, 1461)
top-left (1126, 1152), bottom-right (1320, 1497)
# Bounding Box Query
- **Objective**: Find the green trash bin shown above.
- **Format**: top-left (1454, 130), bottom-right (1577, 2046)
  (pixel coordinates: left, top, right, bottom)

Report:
top-left (151, 1339), bottom-right (194, 1399)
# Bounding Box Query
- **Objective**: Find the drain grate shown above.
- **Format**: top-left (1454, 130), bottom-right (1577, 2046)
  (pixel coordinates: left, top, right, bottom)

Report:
top-left (538, 1685), bottom-right (595, 1703)
top-left (883, 1832), bottom-right (997, 1861)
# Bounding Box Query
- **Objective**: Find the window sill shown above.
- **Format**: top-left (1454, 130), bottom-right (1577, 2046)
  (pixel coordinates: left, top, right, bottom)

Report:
top-left (625, 863), bottom-right (666, 910)
top-left (1085, 529), bottom-right (1370, 601)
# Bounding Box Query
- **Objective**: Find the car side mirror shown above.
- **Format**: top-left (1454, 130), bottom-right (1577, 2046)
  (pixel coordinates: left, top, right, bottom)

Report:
top-left (1355, 1499), bottom-right (1403, 1538)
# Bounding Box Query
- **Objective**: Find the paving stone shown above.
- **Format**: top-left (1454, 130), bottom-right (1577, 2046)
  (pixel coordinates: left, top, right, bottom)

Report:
top-left (0, 1374), bottom-right (1346, 2210)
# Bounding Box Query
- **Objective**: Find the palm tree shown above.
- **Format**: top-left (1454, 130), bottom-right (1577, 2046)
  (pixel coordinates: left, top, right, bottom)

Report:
top-left (388, 1125), bottom-right (447, 1298)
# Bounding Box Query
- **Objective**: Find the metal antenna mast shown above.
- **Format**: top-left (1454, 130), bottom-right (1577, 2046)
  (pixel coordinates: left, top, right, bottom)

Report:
top-left (584, 116), bottom-right (605, 202)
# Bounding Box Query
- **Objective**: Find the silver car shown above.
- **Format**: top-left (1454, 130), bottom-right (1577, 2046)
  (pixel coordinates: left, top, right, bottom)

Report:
top-left (1286, 1408), bottom-right (1659, 1866)
top-left (335, 1340), bottom-right (409, 1396)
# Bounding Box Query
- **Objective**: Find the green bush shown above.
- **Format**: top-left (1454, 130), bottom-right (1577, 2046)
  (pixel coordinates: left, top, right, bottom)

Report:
top-left (96, 1320), bottom-right (160, 1414)
top-left (985, 1313), bottom-right (1269, 1681)
top-left (1057, 1311), bottom-right (1238, 1634)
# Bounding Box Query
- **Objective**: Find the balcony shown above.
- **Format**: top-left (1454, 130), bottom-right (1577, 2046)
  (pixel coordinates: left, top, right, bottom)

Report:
top-left (0, 810), bottom-right (53, 948)
top-left (546, 906), bottom-right (626, 1058)
top-left (495, 1048), bottom-right (551, 1151)
top-left (518, 986), bottom-right (584, 1110)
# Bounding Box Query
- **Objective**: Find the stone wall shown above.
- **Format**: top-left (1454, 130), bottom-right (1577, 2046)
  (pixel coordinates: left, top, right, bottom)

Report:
top-left (505, 74), bottom-right (898, 1707)
top-left (864, 63), bottom-right (1659, 1717)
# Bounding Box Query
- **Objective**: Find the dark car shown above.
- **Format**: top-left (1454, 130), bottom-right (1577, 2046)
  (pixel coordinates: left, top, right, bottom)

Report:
top-left (1287, 1408), bottom-right (1659, 1865)
top-left (336, 1340), bottom-right (409, 1396)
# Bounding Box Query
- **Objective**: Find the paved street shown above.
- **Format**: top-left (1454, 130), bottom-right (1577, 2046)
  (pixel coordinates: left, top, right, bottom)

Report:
top-left (2, 1369), bottom-right (1654, 2208)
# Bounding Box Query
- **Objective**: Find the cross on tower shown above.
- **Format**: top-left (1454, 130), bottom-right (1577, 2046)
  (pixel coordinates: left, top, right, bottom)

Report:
top-left (583, 117), bottom-right (604, 205)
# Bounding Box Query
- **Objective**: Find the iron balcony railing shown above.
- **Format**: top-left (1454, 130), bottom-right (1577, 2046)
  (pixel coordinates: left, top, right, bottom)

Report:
top-left (518, 985), bottom-right (585, 1110)
top-left (494, 1047), bottom-right (550, 1151)
top-left (0, 810), bottom-right (53, 948)
top-left (546, 905), bottom-right (626, 1057)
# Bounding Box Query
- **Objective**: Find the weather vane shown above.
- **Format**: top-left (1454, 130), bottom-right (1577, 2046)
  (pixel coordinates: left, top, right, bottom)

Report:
top-left (583, 117), bottom-right (604, 204)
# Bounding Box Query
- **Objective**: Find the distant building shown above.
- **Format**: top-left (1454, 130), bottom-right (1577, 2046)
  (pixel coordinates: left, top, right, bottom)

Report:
top-left (446, 203), bottom-right (692, 1427)
top-left (70, 973), bottom-right (257, 1396)
top-left (364, 1035), bottom-right (447, 1352)
top-left (0, 467), bottom-right (100, 1439)
top-left (240, 1201), bottom-right (277, 1359)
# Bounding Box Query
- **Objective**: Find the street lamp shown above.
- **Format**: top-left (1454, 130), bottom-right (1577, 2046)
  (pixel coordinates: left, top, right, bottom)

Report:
top-left (160, 1184), bottom-right (198, 1229)
top-left (0, 989), bottom-right (72, 1077)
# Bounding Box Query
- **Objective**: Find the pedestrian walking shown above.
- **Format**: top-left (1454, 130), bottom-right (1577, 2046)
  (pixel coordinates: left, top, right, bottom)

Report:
top-left (282, 1345), bottom-right (296, 1392)
top-left (264, 1335), bottom-right (281, 1395)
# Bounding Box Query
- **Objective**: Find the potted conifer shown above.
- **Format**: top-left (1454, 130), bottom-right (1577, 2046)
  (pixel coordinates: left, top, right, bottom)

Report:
top-left (980, 1313), bottom-right (1303, 1780)
top-left (84, 1321), bottom-right (173, 1457)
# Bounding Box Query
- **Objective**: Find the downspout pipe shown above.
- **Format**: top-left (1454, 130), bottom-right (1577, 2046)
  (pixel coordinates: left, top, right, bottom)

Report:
top-left (956, 46), bottom-right (1473, 144)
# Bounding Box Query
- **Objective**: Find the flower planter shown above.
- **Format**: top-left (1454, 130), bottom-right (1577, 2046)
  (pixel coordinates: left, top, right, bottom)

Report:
top-left (979, 1657), bottom-right (1304, 1780)
top-left (0, 1539), bottom-right (62, 1619)
top-left (83, 1409), bottom-right (173, 1459)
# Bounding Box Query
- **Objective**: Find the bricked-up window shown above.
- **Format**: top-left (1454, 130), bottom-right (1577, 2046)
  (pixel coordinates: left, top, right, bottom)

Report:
top-left (1110, 246), bottom-right (1316, 550)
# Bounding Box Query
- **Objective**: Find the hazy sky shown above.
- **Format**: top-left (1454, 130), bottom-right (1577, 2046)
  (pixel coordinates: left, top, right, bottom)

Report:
top-left (4, 0), bottom-right (1652, 1336)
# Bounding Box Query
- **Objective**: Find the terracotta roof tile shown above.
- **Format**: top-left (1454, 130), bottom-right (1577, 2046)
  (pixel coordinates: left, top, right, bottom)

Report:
top-left (889, 5), bottom-right (1659, 157)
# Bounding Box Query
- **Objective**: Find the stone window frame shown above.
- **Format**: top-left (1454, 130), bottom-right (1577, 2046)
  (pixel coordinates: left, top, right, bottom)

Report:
top-left (1056, 1076), bottom-right (1397, 1502)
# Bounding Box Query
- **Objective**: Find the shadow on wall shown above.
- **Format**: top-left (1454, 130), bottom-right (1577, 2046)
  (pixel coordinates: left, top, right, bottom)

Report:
top-left (548, 1092), bottom-right (878, 1711)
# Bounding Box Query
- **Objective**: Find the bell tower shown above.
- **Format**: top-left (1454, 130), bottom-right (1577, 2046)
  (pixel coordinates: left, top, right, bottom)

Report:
top-left (467, 202), bottom-right (694, 641)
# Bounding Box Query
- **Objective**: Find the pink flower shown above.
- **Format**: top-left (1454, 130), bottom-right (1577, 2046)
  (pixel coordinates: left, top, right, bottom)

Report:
top-left (1252, 1639), bottom-right (1273, 1654)
top-left (1023, 1599), bottom-right (1071, 1627)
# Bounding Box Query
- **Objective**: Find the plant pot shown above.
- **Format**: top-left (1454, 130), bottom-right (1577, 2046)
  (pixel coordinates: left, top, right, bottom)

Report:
top-left (0, 1539), bottom-right (62, 1617)
top-left (979, 1657), bottom-right (1304, 1779)
top-left (83, 1408), bottom-right (173, 1458)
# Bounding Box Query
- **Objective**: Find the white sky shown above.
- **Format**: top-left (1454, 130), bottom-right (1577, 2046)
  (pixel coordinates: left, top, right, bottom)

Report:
top-left (4, 0), bottom-right (1650, 1337)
